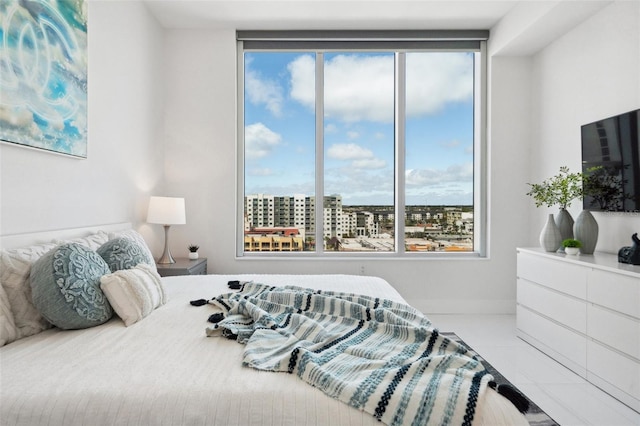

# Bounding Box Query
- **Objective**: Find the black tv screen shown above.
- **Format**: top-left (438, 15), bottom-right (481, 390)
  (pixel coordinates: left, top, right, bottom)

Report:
top-left (581, 108), bottom-right (640, 212)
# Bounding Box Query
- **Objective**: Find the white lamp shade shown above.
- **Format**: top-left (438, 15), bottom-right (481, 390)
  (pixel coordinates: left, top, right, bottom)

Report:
top-left (147, 196), bottom-right (186, 225)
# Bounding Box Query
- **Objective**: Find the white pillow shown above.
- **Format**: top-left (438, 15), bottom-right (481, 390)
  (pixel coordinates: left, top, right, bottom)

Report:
top-left (0, 284), bottom-right (18, 346)
top-left (100, 264), bottom-right (166, 327)
top-left (108, 230), bottom-right (156, 271)
top-left (0, 243), bottom-right (55, 339)
top-left (52, 231), bottom-right (109, 251)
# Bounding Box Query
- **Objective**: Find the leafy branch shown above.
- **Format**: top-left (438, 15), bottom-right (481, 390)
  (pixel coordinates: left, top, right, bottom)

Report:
top-left (526, 166), bottom-right (585, 209)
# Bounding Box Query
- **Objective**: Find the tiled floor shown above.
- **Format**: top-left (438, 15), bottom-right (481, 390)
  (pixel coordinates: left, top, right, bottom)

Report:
top-left (427, 314), bottom-right (640, 426)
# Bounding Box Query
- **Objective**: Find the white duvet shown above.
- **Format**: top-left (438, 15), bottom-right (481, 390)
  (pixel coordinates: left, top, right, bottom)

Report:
top-left (0, 274), bottom-right (527, 426)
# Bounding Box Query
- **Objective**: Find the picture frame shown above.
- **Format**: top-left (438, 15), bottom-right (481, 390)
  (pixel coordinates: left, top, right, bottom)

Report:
top-left (0, 0), bottom-right (88, 158)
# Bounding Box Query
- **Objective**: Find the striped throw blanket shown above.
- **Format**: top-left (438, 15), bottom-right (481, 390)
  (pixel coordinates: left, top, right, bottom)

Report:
top-left (205, 282), bottom-right (493, 426)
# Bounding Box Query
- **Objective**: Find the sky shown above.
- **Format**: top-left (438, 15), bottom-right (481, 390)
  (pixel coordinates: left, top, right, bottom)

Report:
top-left (244, 51), bottom-right (475, 206)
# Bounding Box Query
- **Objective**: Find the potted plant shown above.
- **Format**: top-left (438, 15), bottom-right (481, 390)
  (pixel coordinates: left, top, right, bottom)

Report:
top-left (562, 238), bottom-right (581, 255)
top-left (526, 166), bottom-right (585, 251)
top-left (188, 244), bottom-right (199, 260)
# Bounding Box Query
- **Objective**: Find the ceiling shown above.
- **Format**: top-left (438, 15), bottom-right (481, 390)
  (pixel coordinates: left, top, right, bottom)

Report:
top-left (142, 0), bottom-right (612, 54)
top-left (144, 1), bottom-right (518, 30)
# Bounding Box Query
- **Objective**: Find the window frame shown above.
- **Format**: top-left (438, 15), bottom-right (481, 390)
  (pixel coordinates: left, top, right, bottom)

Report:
top-left (236, 31), bottom-right (488, 259)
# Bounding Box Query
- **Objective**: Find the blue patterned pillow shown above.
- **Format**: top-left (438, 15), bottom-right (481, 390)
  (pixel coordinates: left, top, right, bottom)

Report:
top-left (97, 237), bottom-right (154, 272)
top-left (30, 243), bottom-right (113, 330)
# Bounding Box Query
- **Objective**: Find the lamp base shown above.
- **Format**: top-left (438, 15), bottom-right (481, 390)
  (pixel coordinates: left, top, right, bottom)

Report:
top-left (157, 252), bottom-right (176, 264)
top-left (157, 225), bottom-right (176, 264)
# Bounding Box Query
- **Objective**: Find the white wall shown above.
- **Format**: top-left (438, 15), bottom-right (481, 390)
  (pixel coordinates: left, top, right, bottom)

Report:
top-left (162, 30), bottom-right (533, 314)
top-left (161, 30), bottom-right (237, 262)
top-left (0, 1), bottom-right (165, 246)
top-left (528, 1), bottom-right (640, 253)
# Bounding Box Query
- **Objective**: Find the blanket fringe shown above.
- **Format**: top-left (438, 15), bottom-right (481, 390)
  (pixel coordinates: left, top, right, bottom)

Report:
top-left (488, 381), bottom-right (529, 414)
top-left (190, 299), bottom-right (208, 306)
top-left (208, 313), bottom-right (225, 323)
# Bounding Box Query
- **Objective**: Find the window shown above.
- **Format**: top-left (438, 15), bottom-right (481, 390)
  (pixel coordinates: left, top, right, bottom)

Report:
top-left (237, 31), bottom-right (487, 257)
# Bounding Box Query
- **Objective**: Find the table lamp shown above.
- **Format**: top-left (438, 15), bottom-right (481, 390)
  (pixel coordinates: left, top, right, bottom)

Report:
top-left (147, 196), bottom-right (186, 264)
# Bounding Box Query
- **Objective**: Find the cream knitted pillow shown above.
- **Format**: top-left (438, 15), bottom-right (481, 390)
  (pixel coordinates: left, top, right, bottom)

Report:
top-left (100, 264), bottom-right (166, 326)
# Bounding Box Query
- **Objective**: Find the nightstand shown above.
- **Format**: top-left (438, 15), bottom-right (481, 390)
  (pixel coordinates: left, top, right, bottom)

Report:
top-left (156, 258), bottom-right (207, 277)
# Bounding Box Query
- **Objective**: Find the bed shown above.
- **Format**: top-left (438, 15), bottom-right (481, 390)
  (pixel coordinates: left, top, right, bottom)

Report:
top-left (0, 225), bottom-right (528, 426)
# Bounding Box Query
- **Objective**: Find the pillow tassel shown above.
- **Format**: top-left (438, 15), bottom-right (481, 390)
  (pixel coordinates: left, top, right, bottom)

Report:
top-left (190, 299), bottom-right (208, 307)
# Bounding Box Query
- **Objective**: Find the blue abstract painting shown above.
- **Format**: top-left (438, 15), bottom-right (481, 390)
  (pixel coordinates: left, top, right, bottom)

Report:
top-left (0, 0), bottom-right (88, 158)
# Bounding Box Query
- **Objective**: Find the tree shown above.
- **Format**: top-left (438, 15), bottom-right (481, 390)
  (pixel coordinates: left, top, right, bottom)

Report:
top-left (326, 236), bottom-right (342, 251)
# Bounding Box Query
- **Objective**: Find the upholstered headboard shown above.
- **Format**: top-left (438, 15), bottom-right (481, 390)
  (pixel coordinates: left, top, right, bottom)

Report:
top-left (0, 223), bottom-right (132, 250)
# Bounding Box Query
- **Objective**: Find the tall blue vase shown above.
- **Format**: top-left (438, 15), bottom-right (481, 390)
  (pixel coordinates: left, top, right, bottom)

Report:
top-left (574, 210), bottom-right (599, 254)
top-left (540, 214), bottom-right (562, 252)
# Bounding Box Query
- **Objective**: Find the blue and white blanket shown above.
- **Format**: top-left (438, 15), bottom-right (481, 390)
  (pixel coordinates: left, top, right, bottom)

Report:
top-left (205, 282), bottom-right (493, 426)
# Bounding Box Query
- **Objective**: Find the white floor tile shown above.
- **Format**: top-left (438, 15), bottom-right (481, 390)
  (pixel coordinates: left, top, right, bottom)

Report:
top-left (426, 314), bottom-right (640, 426)
top-left (516, 382), bottom-right (585, 425)
top-left (542, 383), bottom-right (638, 426)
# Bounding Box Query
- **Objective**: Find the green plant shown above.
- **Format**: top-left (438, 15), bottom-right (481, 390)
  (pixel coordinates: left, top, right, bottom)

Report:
top-left (526, 166), bottom-right (585, 209)
top-left (188, 244), bottom-right (199, 252)
top-left (562, 238), bottom-right (582, 248)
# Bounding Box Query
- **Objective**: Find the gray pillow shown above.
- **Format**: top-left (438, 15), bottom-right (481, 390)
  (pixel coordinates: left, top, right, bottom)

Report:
top-left (30, 243), bottom-right (113, 330)
top-left (97, 237), bottom-right (154, 272)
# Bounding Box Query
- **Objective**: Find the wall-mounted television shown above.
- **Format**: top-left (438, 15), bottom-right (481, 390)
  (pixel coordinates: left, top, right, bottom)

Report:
top-left (581, 108), bottom-right (640, 212)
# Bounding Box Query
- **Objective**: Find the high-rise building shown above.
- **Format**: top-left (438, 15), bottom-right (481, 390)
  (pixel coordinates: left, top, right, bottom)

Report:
top-left (245, 194), bottom-right (381, 242)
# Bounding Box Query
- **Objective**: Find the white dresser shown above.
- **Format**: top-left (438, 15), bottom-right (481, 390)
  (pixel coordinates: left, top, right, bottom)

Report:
top-left (516, 247), bottom-right (640, 412)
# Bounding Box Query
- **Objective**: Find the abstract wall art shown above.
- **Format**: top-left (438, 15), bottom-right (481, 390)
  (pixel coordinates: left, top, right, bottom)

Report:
top-left (0, 0), bottom-right (88, 158)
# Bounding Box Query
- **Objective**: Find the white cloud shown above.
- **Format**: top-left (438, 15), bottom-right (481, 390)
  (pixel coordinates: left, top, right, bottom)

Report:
top-left (324, 55), bottom-right (394, 123)
top-left (405, 162), bottom-right (473, 186)
top-left (324, 166), bottom-right (394, 204)
top-left (353, 158), bottom-right (386, 169)
top-left (245, 122), bottom-right (282, 158)
top-left (289, 54), bottom-right (392, 122)
top-left (327, 143), bottom-right (387, 170)
top-left (406, 53), bottom-right (473, 117)
top-left (405, 168), bottom-right (440, 186)
top-left (404, 163), bottom-right (474, 205)
top-left (288, 52), bottom-right (473, 123)
top-left (325, 123), bottom-right (338, 133)
top-left (347, 131), bottom-right (360, 140)
top-left (327, 143), bottom-right (373, 160)
top-left (245, 66), bottom-right (284, 116)
top-left (288, 54), bottom-right (315, 109)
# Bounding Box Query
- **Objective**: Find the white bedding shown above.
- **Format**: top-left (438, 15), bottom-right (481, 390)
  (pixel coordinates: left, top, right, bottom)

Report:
top-left (0, 274), bottom-right (527, 426)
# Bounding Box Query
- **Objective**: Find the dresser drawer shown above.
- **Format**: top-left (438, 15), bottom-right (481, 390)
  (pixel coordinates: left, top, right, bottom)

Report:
top-left (517, 252), bottom-right (587, 298)
top-left (518, 278), bottom-right (586, 333)
top-left (588, 304), bottom-right (640, 360)
top-left (588, 269), bottom-right (640, 319)
top-left (588, 340), bottom-right (640, 401)
top-left (517, 305), bottom-right (587, 372)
